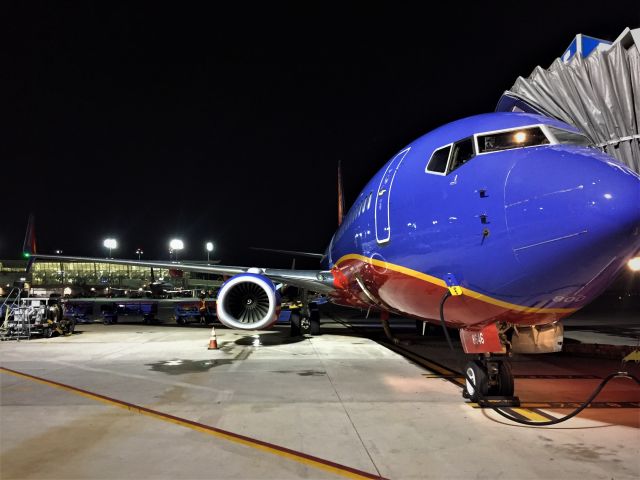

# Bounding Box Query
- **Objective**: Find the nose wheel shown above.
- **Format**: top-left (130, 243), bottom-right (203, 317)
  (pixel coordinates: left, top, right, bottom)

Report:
top-left (462, 358), bottom-right (514, 403)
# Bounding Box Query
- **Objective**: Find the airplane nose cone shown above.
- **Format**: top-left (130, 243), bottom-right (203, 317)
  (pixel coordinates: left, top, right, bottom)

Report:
top-left (505, 147), bottom-right (640, 280)
top-left (584, 157), bottom-right (640, 240)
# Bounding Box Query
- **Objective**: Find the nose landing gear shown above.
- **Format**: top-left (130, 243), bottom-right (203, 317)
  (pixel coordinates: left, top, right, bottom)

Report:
top-left (462, 357), bottom-right (516, 405)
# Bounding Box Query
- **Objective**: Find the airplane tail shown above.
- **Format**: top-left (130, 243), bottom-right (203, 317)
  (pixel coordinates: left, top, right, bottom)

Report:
top-left (337, 160), bottom-right (345, 226)
top-left (22, 213), bottom-right (37, 273)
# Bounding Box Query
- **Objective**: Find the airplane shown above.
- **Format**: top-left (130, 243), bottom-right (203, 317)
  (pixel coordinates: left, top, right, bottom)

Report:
top-left (27, 111), bottom-right (640, 402)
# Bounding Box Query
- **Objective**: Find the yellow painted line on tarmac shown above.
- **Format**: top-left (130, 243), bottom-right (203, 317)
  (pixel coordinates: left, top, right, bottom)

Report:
top-left (467, 404), bottom-right (555, 422)
top-left (423, 374), bottom-right (464, 380)
top-left (0, 366), bottom-right (386, 480)
top-left (384, 346), bottom-right (568, 422)
top-left (509, 408), bottom-right (551, 422)
top-left (422, 374), bottom-right (560, 421)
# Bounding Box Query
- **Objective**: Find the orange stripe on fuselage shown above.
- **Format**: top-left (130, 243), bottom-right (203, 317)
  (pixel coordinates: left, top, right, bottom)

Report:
top-left (334, 253), bottom-right (577, 315)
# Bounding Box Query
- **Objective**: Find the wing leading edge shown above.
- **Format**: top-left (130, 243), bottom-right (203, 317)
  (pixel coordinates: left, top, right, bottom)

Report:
top-left (32, 254), bottom-right (336, 294)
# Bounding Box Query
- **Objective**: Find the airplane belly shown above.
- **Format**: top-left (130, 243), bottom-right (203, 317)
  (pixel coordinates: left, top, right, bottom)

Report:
top-left (334, 255), bottom-right (565, 329)
top-left (370, 269), bottom-right (562, 328)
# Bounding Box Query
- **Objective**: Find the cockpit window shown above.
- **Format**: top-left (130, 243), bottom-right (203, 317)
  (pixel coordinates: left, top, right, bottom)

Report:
top-left (449, 137), bottom-right (475, 173)
top-left (477, 127), bottom-right (549, 153)
top-left (426, 145), bottom-right (451, 174)
top-left (547, 127), bottom-right (594, 147)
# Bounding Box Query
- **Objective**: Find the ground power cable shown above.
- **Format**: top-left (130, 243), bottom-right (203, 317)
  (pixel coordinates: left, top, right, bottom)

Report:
top-left (438, 291), bottom-right (640, 426)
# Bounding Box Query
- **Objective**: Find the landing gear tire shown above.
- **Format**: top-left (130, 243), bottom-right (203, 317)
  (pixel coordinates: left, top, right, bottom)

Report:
top-left (300, 315), bottom-right (311, 335)
top-left (309, 316), bottom-right (320, 335)
top-left (296, 315), bottom-right (320, 335)
top-left (308, 305), bottom-right (321, 335)
top-left (490, 361), bottom-right (514, 397)
top-left (290, 312), bottom-right (301, 337)
top-left (462, 360), bottom-right (488, 402)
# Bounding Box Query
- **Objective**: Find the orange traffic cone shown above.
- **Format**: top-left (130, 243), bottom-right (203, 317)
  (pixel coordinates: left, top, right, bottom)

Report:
top-left (207, 325), bottom-right (218, 350)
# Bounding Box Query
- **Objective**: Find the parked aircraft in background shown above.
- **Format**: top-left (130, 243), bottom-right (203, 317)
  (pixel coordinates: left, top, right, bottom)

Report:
top-left (29, 112), bottom-right (640, 401)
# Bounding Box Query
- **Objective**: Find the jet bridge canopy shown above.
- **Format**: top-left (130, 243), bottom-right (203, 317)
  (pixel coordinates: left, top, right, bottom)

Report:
top-left (497, 28), bottom-right (640, 173)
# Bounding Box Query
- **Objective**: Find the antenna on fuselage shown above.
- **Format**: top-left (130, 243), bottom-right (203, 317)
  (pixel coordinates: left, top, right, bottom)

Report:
top-left (337, 160), bottom-right (345, 226)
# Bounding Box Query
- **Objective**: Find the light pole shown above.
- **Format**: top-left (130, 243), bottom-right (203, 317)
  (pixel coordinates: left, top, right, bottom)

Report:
top-left (103, 238), bottom-right (117, 259)
top-left (169, 239), bottom-right (184, 261)
top-left (206, 242), bottom-right (213, 263)
top-left (136, 248), bottom-right (143, 260)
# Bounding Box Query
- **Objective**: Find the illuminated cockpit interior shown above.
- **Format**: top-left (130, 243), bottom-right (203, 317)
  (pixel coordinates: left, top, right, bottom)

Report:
top-left (477, 126), bottom-right (549, 153)
top-left (425, 125), bottom-right (595, 176)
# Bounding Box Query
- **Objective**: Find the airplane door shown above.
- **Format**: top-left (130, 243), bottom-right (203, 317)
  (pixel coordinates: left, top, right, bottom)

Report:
top-left (375, 148), bottom-right (410, 244)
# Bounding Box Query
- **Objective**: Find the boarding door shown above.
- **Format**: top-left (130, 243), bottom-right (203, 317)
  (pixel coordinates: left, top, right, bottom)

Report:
top-left (375, 148), bottom-right (410, 244)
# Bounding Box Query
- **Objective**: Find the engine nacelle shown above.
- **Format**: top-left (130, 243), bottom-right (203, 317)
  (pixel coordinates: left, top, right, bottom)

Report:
top-left (216, 273), bottom-right (281, 330)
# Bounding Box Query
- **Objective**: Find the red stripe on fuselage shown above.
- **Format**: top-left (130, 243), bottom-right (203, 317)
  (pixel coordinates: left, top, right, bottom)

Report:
top-left (330, 257), bottom-right (571, 330)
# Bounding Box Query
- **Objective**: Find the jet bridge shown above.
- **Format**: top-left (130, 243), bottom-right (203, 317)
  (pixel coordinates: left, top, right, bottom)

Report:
top-left (497, 27), bottom-right (640, 173)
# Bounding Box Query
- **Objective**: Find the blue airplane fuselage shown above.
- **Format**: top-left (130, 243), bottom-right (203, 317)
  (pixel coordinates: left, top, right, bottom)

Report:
top-left (323, 113), bottom-right (640, 331)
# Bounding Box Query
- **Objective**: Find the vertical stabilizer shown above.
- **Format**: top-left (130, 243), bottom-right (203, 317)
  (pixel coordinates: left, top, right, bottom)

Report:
top-left (22, 214), bottom-right (37, 273)
top-left (337, 160), bottom-right (345, 226)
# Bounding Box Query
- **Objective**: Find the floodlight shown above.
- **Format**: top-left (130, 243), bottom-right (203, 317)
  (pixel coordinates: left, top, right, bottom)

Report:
top-left (170, 239), bottom-right (184, 250)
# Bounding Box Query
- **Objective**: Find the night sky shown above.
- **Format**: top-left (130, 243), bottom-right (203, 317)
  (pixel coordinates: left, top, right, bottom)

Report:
top-left (2, 3), bottom-right (637, 267)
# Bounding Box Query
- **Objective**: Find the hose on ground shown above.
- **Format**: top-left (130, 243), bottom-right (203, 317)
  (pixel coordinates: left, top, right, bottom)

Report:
top-left (438, 291), bottom-right (640, 426)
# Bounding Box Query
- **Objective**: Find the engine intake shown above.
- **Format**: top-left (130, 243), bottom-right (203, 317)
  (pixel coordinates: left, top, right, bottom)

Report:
top-left (216, 273), bottom-right (281, 330)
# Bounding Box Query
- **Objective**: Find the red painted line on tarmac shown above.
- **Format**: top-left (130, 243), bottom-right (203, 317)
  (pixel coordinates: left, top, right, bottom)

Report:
top-left (0, 366), bottom-right (387, 480)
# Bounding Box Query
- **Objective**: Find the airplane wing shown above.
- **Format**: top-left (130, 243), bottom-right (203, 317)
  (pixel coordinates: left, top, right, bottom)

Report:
top-left (32, 254), bottom-right (336, 294)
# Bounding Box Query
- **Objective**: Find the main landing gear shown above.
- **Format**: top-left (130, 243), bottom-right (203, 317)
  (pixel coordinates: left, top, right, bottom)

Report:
top-left (462, 356), bottom-right (514, 403)
top-left (290, 306), bottom-right (320, 336)
top-left (289, 289), bottom-right (320, 337)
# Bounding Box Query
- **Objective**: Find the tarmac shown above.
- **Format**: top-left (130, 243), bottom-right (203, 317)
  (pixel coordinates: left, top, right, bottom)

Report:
top-left (1, 314), bottom-right (639, 480)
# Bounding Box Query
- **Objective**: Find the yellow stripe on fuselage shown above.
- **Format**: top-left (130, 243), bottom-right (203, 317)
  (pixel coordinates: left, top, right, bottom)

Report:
top-left (334, 253), bottom-right (577, 315)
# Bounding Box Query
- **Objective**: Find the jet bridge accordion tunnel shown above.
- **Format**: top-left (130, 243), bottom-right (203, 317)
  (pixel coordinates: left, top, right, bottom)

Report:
top-left (497, 27), bottom-right (640, 174)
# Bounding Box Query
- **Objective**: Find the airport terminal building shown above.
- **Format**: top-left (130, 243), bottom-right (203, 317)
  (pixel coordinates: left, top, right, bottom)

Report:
top-left (0, 258), bottom-right (222, 297)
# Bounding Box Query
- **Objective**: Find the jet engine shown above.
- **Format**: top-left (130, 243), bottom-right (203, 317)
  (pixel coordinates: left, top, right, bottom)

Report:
top-left (216, 273), bottom-right (281, 330)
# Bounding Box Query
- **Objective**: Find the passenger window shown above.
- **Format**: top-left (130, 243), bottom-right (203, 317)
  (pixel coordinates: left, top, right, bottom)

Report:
top-left (426, 145), bottom-right (451, 174)
top-left (448, 137), bottom-right (475, 173)
top-left (367, 192), bottom-right (372, 210)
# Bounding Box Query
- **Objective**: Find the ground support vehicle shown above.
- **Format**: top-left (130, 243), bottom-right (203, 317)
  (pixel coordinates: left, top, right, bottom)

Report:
top-left (0, 297), bottom-right (75, 339)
